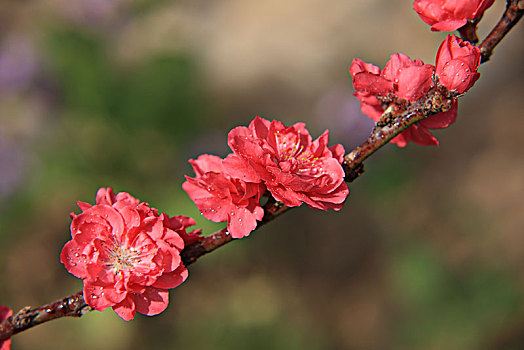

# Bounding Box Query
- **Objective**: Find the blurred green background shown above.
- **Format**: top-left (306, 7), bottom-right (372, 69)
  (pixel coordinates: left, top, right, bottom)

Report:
top-left (1, 1), bottom-right (523, 349)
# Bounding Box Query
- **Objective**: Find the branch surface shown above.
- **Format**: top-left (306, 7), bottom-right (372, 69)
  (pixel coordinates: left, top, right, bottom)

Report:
top-left (479, 0), bottom-right (523, 63)
top-left (1, 4), bottom-right (522, 340)
top-left (0, 83), bottom-right (455, 341)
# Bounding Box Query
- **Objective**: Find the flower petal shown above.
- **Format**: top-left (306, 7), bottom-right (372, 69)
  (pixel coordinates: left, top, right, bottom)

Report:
top-left (134, 287), bottom-right (169, 317)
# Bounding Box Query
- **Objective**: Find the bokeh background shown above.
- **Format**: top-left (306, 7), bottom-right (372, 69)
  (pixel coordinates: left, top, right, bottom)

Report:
top-left (1, 0), bottom-right (523, 349)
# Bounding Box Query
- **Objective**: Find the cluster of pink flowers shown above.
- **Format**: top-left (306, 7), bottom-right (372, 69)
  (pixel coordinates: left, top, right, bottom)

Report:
top-left (183, 116), bottom-right (349, 238)
top-left (0, 306), bottom-right (12, 350)
top-left (44, 0), bottom-right (489, 329)
top-left (350, 34), bottom-right (480, 146)
top-left (60, 187), bottom-right (201, 321)
top-left (413, 0), bottom-right (495, 31)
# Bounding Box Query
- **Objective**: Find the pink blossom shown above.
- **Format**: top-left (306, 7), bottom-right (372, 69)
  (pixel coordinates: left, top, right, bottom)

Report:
top-left (183, 154), bottom-right (265, 239)
top-left (413, 0), bottom-right (495, 31)
top-left (350, 54), bottom-right (454, 147)
top-left (61, 188), bottom-right (197, 321)
top-left (225, 116), bottom-right (349, 210)
top-left (0, 305), bottom-right (12, 350)
top-left (436, 34), bottom-right (481, 93)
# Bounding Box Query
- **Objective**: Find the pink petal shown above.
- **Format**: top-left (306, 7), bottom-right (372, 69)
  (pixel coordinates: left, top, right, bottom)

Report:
top-left (114, 203), bottom-right (141, 232)
top-left (267, 185), bottom-right (304, 207)
top-left (76, 201), bottom-right (92, 212)
top-left (153, 265), bottom-right (188, 289)
top-left (112, 295), bottom-right (136, 321)
top-left (60, 240), bottom-right (88, 278)
top-left (408, 124), bottom-right (440, 146)
top-left (95, 187), bottom-right (116, 206)
top-left (223, 153), bottom-right (261, 182)
top-left (328, 144), bottom-right (346, 163)
top-left (83, 282), bottom-right (126, 312)
top-left (355, 92), bottom-right (384, 122)
top-left (431, 19), bottom-right (467, 32)
top-left (396, 64), bottom-right (435, 101)
top-left (383, 53), bottom-right (418, 81)
top-left (182, 178), bottom-right (231, 222)
top-left (134, 287), bottom-right (169, 316)
top-left (391, 133), bottom-right (409, 147)
top-left (250, 115), bottom-right (271, 139)
top-left (227, 205), bottom-right (264, 239)
top-left (349, 58), bottom-right (381, 77)
top-left (353, 72), bottom-right (394, 95)
top-left (162, 227), bottom-right (185, 251)
top-left (0, 306), bottom-right (12, 350)
top-left (189, 154), bottom-right (224, 176)
top-left (420, 101), bottom-right (458, 129)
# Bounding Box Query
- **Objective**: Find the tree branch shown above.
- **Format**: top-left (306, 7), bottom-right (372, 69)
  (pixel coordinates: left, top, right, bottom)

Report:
top-left (0, 292), bottom-right (91, 341)
top-left (458, 17), bottom-right (482, 44)
top-left (479, 0), bottom-right (523, 63)
top-left (0, 82), bottom-right (457, 341)
top-left (1, 6), bottom-right (522, 338)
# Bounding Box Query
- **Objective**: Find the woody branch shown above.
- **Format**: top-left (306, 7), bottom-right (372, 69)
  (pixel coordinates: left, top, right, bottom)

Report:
top-left (1, 0), bottom-right (523, 343)
top-left (0, 79), bottom-right (456, 342)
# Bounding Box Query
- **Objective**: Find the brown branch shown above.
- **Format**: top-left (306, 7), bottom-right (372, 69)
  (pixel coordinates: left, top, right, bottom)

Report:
top-left (0, 12), bottom-right (520, 338)
top-left (458, 18), bottom-right (482, 44)
top-left (0, 292), bottom-right (91, 341)
top-left (180, 195), bottom-right (290, 266)
top-left (0, 82), bottom-right (456, 342)
top-left (479, 0), bottom-right (523, 63)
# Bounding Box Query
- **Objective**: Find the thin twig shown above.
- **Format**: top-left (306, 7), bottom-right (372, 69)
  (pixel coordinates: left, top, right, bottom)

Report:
top-left (458, 17), bottom-right (482, 44)
top-left (0, 292), bottom-right (90, 341)
top-left (0, 82), bottom-right (456, 341)
top-left (479, 0), bottom-right (523, 63)
top-left (1, 4), bottom-right (522, 339)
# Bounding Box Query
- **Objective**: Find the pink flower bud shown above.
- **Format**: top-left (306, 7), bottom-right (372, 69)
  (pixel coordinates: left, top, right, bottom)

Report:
top-left (413, 0), bottom-right (495, 31)
top-left (435, 34), bottom-right (481, 93)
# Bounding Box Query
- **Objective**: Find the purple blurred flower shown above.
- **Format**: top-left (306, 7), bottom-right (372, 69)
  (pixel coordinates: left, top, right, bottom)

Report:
top-left (0, 132), bottom-right (26, 200)
top-left (0, 36), bottom-right (38, 93)
top-left (62, 0), bottom-right (125, 25)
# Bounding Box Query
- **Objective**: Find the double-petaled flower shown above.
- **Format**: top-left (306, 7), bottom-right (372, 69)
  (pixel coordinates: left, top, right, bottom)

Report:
top-left (183, 154), bottom-right (265, 239)
top-left (225, 116), bottom-right (349, 210)
top-left (61, 188), bottom-right (200, 321)
top-left (183, 117), bottom-right (350, 239)
top-left (350, 35), bottom-right (480, 146)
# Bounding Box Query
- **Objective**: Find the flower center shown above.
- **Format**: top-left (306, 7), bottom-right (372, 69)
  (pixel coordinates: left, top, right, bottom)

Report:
top-left (274, 131), bottom-right (323, 176)
top-left (106, 244), bottom-right (141, 273)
